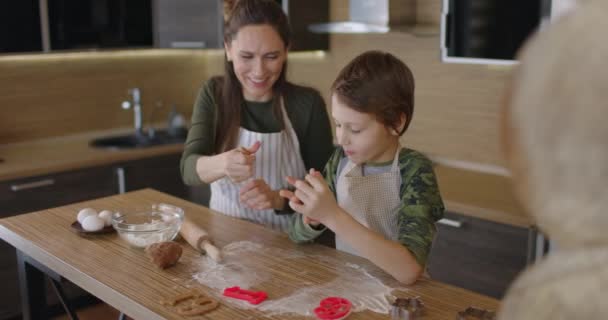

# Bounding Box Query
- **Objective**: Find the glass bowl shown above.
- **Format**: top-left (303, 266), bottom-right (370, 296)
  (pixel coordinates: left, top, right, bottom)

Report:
top-left (111, 203), bottom-right (184, 248)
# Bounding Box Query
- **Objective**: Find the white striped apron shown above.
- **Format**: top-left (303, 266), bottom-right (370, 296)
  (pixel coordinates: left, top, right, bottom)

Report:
top-left (335, 147), bottom-right (402, 256)
top-left (209, 99), bottom-right (307, 232)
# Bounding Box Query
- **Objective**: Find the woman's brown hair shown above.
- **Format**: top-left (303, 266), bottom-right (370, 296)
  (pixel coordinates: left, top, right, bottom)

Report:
top-left (332, 50), bottom-right (415, 135)
top-left (214, 0), bottom-right (291, 153)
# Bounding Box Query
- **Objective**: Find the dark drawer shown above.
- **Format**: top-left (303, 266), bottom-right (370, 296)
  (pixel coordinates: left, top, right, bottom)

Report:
top-left (0, 166), bottom-right (117, 217)
top-left (427, 211), bottom-right (530, 298)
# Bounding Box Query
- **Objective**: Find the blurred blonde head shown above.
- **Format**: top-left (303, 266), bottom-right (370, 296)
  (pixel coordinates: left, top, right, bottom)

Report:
top-left (500, 1), bottom-right (608, 319)
top-left (505, 0), bottom-right (608, 248)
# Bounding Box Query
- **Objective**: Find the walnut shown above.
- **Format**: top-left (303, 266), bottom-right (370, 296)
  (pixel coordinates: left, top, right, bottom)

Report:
top-left (145, 241), bottom-right (182, 269)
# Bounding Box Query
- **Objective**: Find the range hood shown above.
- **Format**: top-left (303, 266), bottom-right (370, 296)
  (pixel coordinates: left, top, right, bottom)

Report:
top-left (308, 0), bottom-right (415, 34)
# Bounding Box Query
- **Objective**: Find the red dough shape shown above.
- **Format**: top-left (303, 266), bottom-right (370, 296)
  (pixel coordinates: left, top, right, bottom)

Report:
top-left (314, 297), bottom-right (352, 320)
top-left (222, 286), bottom-right (268, 305)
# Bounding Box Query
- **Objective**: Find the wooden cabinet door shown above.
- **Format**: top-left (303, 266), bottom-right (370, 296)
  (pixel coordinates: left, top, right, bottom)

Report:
top-left (427, 211), bottom-right (530, 298)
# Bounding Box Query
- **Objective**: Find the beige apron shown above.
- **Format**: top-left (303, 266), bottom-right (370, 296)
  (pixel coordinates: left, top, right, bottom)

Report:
top-left (210, 99), bottom-right (307, 232)
top-left (335, 147), bottom-right (402, 256)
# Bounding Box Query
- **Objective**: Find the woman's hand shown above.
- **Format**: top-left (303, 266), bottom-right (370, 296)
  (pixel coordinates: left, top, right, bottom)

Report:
top-left (280, 169), bottom-right (339, 225)
top-left (222, 141), bottom-right (261, 183)
top-left (239, 179), bottom-right (284, 210)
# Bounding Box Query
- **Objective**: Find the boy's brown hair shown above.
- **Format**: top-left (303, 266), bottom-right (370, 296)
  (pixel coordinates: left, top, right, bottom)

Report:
top-left (332, 50), bottom-right (415, 135)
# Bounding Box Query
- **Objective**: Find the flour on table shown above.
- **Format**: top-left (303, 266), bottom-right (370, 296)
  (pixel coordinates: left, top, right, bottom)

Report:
top-left (190, 241), bottom-right (407, 317)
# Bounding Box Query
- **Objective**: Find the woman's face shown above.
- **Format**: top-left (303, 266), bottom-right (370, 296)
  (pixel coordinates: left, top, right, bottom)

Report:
top-left (225, 24), bottom-right (287, 102)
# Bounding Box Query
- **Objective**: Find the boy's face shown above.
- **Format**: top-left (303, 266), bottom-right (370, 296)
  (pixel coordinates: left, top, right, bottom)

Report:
top-left (225, 24), bottom-right (287, 102)
top-left (331, 94), bottom-right (400, 165)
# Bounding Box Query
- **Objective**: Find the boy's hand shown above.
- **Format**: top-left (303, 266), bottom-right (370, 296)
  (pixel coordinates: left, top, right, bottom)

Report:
top-left (281, 169), bottom-right (339, 225)
top-left (279, 186), bottom-right (320, 226)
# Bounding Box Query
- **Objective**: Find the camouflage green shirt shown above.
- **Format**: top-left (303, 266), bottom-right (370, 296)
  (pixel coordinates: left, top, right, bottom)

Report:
top-left (288, 147), bottom-right (444, 267)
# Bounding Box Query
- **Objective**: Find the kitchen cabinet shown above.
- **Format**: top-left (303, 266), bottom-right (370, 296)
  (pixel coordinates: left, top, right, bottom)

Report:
top-left (118, 153), bottom-right (211, 209)
top-left (281, 0), bottom-right (329, 51)
top-left (153, 0), bottom-right (222, 49)
top-left (0, 0), bottom-right (43, 54)
top-left (2, 0), bottom-right (328, 55)
top-left (153, 0), bottom-right (329, 51)
top-left (0, 166), bottom-right (117, 217)
top-left (427, 211), bottom-right (530, 298)
top-left (0, 166), bottom-right (117, 320)
top-left (1, 0), bottom-right (153, 54)
top-left (0, 152), bottom-right (194, 218)
top-left (118, 153), bottom-right (189, 199)
top-left (48, 0), bottom-right (153, 50)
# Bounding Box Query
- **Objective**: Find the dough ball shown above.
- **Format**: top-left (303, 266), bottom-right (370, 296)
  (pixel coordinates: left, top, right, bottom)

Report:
top-left (145, 241), bottom-right (183, 269)
top-left (98, 210), bottom-right (114, 227)
top-left (77, 208), bottom-right (98, 225)
top-left (82, 215), bottom-right (105, 232)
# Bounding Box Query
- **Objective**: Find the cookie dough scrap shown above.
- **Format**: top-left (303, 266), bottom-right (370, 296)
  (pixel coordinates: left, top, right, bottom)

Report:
top-left (161, 289), bottom-right (220, 317)
top-left (177, 297), bottom-right (219, 316)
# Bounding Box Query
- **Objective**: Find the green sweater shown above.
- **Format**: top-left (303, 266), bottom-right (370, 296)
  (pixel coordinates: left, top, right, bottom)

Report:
top-left (288, 147), bottom-right (445, 267)
top-left (180, 78), bottom-right (334, 186)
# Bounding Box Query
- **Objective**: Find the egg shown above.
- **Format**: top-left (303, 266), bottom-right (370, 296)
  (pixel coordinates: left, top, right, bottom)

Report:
top-left (81, 215), bottom-right (105, 232)
top-left (77, 208), bottom-right (98, 224)
top-left (98, 210), bottom-right (113, 227)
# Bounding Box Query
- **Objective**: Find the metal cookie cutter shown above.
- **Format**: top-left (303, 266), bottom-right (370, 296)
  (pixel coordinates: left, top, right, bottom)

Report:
top-left (391, 296), bottom-right (425, 320)
top-left (456, 306), bottom-right (496, 320)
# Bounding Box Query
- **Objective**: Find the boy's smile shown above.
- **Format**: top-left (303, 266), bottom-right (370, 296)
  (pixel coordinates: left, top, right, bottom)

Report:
top-left (331, 94), bottom-right (400, 165)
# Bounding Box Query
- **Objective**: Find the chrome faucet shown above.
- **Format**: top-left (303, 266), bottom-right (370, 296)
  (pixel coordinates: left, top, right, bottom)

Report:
top-left (121, 88), bottom-right (143, 135)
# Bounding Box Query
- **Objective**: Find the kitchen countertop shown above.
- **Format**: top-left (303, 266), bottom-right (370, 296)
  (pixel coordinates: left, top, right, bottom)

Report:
top-left (0, 189), bottom-right (499, 320)
top-left (0, 127), bottom-right (183, 182)
top-left (0, 129), bottom-right (532, 227)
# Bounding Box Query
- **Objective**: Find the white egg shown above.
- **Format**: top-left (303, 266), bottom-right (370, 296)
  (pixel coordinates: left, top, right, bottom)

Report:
top-left (98, 210), bottom-right (114, 227)
top-left (77, 208), bottom-right (98, 224)
top-left (82, 215), bottom-right (105, 232)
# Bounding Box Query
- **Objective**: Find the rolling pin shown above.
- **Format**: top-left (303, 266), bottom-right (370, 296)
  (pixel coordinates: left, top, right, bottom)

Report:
top-left (179, 218), bottom-right (222, 262)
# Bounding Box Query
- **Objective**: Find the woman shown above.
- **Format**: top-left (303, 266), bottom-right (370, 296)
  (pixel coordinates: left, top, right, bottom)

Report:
top-left (180, 0), bottom-right (334, 232)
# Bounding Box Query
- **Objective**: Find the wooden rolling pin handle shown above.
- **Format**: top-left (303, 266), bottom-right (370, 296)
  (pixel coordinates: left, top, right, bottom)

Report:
top-left (180, 218), bottom-right (222, 262)
top-left (201, 240), bottom-right (222, 262)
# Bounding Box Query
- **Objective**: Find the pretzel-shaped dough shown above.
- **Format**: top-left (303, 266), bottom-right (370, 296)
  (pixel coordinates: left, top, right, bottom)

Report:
top-left (160, 289), bottom-right (202, 306)
top-left (161, 289), bottom-right (220, 317)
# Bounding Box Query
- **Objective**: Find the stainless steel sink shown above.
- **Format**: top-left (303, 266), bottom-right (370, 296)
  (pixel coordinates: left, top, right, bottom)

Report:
top-left (90, 128), bottom-right (187, 150)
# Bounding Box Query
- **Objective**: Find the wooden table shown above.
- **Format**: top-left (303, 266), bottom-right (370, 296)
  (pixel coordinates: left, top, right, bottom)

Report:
top-left (0, 189), bottom-right (499, 319)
